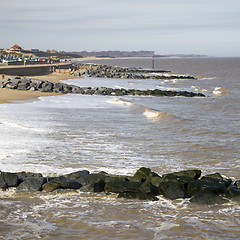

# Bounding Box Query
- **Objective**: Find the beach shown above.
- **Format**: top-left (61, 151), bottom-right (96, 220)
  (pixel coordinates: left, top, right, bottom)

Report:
top-left (0, 72), bottom-right (78, 104)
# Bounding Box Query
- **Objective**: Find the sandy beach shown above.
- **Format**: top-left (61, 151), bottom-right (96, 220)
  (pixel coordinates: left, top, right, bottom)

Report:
top-left (0, 72), bottom-right (79, 104)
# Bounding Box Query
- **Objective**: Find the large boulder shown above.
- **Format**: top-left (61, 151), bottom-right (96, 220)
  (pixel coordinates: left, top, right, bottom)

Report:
top-left (42, 176), bottom-right (82, 192)
top-left (0, 172), bottom-right (19, 190)
top-left (190, 190), bottom-right (229, 205)
top-left (17, 177), bottom-right (47, 192)
top-left (158, 180), bottom-right (186, 200)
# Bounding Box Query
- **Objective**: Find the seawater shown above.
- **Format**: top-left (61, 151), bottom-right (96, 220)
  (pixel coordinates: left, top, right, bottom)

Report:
top-left (0, 57), bottom-right (239, 239)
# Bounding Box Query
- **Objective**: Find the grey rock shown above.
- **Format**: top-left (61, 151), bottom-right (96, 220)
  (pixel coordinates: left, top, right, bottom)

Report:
top-left (0, 172), bottom-right (19, 190)
top-left (17, 177), bottom-right (47, 192)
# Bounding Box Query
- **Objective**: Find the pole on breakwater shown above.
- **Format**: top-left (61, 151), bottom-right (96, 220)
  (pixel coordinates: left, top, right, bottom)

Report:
top-left (152, 59), bottom-right (155, 70)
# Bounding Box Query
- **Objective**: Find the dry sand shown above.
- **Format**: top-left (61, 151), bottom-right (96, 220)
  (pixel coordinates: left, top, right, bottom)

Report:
top-left (0, 72), bottom-right (79, 104)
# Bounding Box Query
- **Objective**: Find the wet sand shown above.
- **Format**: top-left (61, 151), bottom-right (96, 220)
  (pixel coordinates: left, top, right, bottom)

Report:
top-left (0, 72), bottom-right (79, 104)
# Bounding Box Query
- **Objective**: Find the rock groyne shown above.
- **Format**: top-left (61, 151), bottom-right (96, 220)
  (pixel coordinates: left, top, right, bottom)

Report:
top-left (0, 168), bottom-right (239, 205)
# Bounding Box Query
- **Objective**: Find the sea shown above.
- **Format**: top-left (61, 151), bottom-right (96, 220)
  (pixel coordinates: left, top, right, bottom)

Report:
top-left (0, 57), bottom-right (239, 239)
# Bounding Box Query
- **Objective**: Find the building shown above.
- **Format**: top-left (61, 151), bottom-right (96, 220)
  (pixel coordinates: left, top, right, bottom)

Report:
top-left (10, 44), bottom-right (23, 51)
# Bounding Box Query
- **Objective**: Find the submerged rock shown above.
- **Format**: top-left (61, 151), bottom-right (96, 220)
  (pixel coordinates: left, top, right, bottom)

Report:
top-left (190, 190), bottom-right (229, 205)
top-left (118, 192), bottom-right (158, 201)
top-left (224, 186), bottom-right (240, 202)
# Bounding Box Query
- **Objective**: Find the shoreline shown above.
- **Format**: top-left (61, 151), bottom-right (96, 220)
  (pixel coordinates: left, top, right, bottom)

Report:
top-left (0, 72), bottom-right (79, 104)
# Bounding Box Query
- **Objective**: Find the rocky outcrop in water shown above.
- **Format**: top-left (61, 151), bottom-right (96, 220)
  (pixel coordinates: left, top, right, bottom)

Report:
top-left (0, 168), bottom-right (239, 205)
top-left (0, 77), bottom-right (205, 97)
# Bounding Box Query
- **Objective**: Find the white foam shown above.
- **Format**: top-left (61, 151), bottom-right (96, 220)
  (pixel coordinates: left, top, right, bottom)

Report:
top-left (157, 85), bottom-right (181, 91)
top-left (212, 86), bottom-right (226, 95)
top-left (143, 109), bottom-right (172, 120)
top-left (0, 120), bottom-right (46, 133)
top-left (115, 85), bottom-right (127, 89)
top-left (107, 97), bottom-right (133, 107)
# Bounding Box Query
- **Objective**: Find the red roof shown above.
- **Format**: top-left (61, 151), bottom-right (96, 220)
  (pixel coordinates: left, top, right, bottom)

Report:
top-left (10, 44), bottom-right (22, 50)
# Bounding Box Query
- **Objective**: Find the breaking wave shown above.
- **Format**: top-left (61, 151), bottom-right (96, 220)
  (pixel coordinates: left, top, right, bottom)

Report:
top-left (212, 87), bottom-right (227, 95)
top-left (107, 97), bottom-right (175, 120)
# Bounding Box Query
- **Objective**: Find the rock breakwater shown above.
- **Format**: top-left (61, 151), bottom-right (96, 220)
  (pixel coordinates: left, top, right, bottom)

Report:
top-left (0, 168), bottom-right (239, 205)
top-left (0, 76), bottom-right (205, 97)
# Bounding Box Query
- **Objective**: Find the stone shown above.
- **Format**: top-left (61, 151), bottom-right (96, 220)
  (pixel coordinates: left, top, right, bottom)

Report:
top-left (17, 177), bottom-right (47, 192)
top-left (158, 180), bottom-right (186, 200)
top-left (224, 186), bottom-right (240, 202)
top-left (235, 180), bottom-right (240, 188)
top-left (105, 179), bottom-right (158, 196)
top-left (16, 171), bottom-right (43, 179)
top-left (42, 176), bottom-right (82, 192)
top-left (190, 190), bottom-right (229, 205)
top-left (162, 170), bottom-right (201, 180)
top-left (71, 172), bottom-right (110, 193)
top-left (133, 167), bottom-right (159, 180)
top-left (53, 82), bottom-right (64, 92)
top-left (64, 170), bottom-right (90, 180)
top-left (79, 179), bottom-right (106, 193)
top-left (29, 79), bottom-right (43, 89)
top-left (201, 172), bottom-right (223, 181)
top-left (40, 82), bottom-right (53, 92)
top-left (0, 172), bottom-right (19, 190)
top-left (186, 180), bottom-right (227, 197)
top-left (201, 172), bottom-right (232, 188)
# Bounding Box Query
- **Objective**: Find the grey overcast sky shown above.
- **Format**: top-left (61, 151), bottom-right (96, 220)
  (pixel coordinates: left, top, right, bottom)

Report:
top-left (1, 0), bottom-right (240, 56)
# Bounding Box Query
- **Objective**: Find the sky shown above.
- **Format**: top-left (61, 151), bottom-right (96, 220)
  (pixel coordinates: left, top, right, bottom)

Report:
top-left (0, 0), bottom-right (240, 57)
